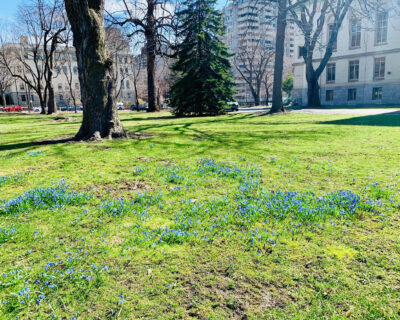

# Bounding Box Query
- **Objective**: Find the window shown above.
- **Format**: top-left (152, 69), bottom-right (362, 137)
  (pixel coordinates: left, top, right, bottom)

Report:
top-left (326, 63), bottom-right (336, 83)
top-left (375, 12), bottom-right (388, 44)
top-left (20, 83), bottom-right (25, 90)
top-left (326, 90), bottom-right (334, 102)
top-left (58, 83), bottom-right (62, 90)
top-left (63, 66), bottom-right (67, 74)
top-left (126, 80), bottom-right (130, 89)
top-left (372, 87), bottom-right (383, 100)
top-left (73, 67), bottom-right (78, 74)
top-left (374, 57), bottom-right (385, 79)
top-left (348, 88), bottom-right (357, 101)
top-left (31, 95), bottom-right (34, 102)
top-left (348, 60), bottom-right (359, 81)
top-left (21, 95), bottom-right (26, 102)
top-left (350, 19), bottom-right (361, 48)
top-left (328, 24), bottom-right (337, 51)
top-left (75, 83), bottom-right (79, 89)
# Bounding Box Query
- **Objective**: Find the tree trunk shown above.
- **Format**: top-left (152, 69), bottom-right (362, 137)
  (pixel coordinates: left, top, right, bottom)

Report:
top-left (307, 77), bottom-right (321, 108)
top-left (39, 95), bottom-right (46, 114)
top-left (47, 80), bottom-right (57, 114)
top-left (145, 30), bottom-right (157, 112)
top-left (1, 91), bottom-right (6, 107)
top-left (65, 0), bottom-right (126, 140)
top-left (305, 63), bottom-right (321, 108)
top-left (270, 0), bottom-right (287, 114)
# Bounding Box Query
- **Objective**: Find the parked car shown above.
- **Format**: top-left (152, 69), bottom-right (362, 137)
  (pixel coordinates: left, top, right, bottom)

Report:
top-left (117, 102), bottom-right (124, 110)
top-left (283, 96), bottom-right (292, 106)
top-left (130, 104), bottom-right (148, 111)
top-left (226, 101), bottom-right (239, 112)
top-left (2, 105), bottom-right (23, 112)
top-left (33, 107), bottom-right (41, 112)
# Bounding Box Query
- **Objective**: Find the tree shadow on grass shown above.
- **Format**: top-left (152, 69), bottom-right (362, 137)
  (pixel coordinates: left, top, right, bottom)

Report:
top-left (320, 112), bottom-right (400, 127)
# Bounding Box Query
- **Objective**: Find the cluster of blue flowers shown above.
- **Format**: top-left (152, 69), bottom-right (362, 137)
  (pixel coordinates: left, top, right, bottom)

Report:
top-left (99, 191), bottom-right (163, 218)
top-left (0, 224), bottom-right (18, 244)
top-left (235, 189), bottom-right (380, 223)
top-left (0, 173), bottom-right (25, 188)
top-left (0, 181), bottom-right (90, 215)
top-left (26, 151), bottom-right (45, 157)
top-left (197, 158), bottom-right (262, 182)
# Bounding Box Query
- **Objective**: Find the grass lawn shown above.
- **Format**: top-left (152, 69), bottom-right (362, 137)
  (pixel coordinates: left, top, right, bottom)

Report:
top-left (0, 111), bottom-right (399, 319)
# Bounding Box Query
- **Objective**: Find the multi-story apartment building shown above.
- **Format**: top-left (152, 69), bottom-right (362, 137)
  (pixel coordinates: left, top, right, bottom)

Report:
top-left (2, 37), bottom-right (137, 108)
top-left (292, 5), bottom-right (400, 106)
top-left (222, 0), bottom-right (295, 104)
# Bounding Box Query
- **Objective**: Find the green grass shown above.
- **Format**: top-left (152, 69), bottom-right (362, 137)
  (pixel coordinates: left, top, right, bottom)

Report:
top-left (0, 111), bottom-right (399, 319)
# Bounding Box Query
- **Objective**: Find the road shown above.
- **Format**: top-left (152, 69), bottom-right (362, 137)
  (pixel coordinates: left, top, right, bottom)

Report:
top-left (235, 107), bottom-right (400, 115)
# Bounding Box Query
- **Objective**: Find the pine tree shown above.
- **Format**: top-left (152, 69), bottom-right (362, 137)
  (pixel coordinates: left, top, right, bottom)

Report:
top-left (170, 0), bottom-right (235, 116)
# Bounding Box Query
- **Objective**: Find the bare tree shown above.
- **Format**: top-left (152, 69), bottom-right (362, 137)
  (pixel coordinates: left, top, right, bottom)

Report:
top-left (130, 52), bottom-right (144, 111)
top-left (65, 0), bottom-right (126, 140)
top-left (0, 59), bottom-right (13, 107)
top-left (39, 0), bottom-right (68, 114)
top-left (60, 30), bottom-right (80, 113)
top-left (107, 0), bottom-right (175, 112)
top-left (0, 8), bottom-right (47, 113)
top-left (234, 41), bottom-right (275, 106)
top-left (288, 0), bottom-right (351, 107)
top-left (270, 0), bottom-right (296, 113)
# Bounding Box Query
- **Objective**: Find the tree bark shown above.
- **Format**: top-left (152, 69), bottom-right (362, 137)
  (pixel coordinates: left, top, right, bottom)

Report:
top-left (145, 29), bottom-right (157, 112)
top-left (1, 91), bottom-right (6, 107)
top-left (47, 70), bottom-right (57, 114)
top-left (270, 0), bottom-right (287, 114)
top-left (65, 0), bottom-right (126, 140)
top-left (306, 69), bottom-right (321, 108)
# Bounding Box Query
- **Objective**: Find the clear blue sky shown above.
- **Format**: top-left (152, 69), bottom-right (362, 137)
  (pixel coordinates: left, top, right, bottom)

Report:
top-left (0, 0), bottom-right (228, 23)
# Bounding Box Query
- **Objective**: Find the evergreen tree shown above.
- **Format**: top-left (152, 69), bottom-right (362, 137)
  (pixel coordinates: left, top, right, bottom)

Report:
top-left (170, 0), bottom-right (235, 116)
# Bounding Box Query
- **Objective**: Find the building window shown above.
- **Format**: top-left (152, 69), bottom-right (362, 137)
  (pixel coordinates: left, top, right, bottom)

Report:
top-left (372, 87), bottom-right (383, 100)
top-left (326, 63), bottom-right (336, 83)
top-left (59, 95), bottom-right (63, 100)
top-left (73, 67), bottom-right (78, 74)
top-left (75, 83), bottom-right (79, 89)
top-left (63, 66), bottom-right (67, 74)
top-left (31, 95), bottom-right (34, 102)
top-left (374, 57), bottom-right (385, 79)
top-left (350, 19), bottom-right (361, 48)
top-left (328, 24), bottom-right (337, 51)
top-left (58, 83), bottom-right (62, 90)
top-left (126, 80), bottom-right (130, 89)
top-left (21, 94), bottom-right (26, 102)
top-left (348, 60), bottom-right (359, 81)
top-left (20, 83), bottom-right (25, 90)
top-left (348, 88), bottom-right (357, 101)
top-left (375, 12), bottom-right (388, 45)
top-left (326, 90), bottom-right (334, 102)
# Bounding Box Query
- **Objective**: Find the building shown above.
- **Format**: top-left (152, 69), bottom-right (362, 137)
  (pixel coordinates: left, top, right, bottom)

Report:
top-left (222, 0), bottom-right (295, 104)
top-left (1, 37), bottom-right (137, 108)
top-left (292, 5), bottom-right (400, 106)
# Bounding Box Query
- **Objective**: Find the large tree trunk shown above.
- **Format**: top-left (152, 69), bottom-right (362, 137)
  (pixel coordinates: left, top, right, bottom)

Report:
top-left (39, 94), bottom-right (46, 114)
top-left (47, 78), bottom-right (57, 114)
top-left (270, 0), bottom-right (287, 114)
top-left (1, 91), bottom-right (6, 107)
top-left (306, 77), bottom-right (321, 108)
top-left (145, 30), bottom-right (157, 112)
top-left (305, 63), bottom-right (321, 108)
top-left (65, 0), bottom-right (126, 140)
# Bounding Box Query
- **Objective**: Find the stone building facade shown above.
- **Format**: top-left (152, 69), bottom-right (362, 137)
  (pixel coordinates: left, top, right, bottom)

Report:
top-left (292, 4), bottom-right (400, 106)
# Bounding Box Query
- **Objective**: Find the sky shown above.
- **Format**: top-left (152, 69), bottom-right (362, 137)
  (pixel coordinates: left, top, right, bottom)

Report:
top-left (0, 0), bottom-right (228, 24)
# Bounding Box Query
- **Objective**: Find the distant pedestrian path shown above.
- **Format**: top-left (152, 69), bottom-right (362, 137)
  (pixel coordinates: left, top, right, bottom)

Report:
top-left (293, 108), bottom-right (400, 115)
